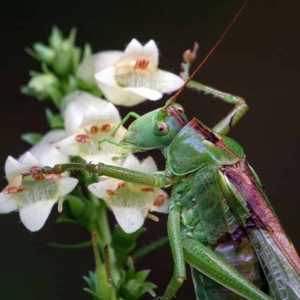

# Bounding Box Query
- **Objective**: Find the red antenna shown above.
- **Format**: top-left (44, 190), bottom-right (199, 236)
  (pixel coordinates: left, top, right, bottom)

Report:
top-left (163, 0), bottom-right (248, 111)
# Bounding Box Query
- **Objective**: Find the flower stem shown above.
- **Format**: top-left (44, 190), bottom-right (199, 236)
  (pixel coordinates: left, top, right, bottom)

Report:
top-left (104, 244), bottom-right (117, 300)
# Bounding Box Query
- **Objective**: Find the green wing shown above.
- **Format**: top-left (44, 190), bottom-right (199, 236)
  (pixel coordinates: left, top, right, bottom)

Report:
top-left (219, 158), bottom-right (300, 300)
top-left (249, 229), bottom-right (300, 299)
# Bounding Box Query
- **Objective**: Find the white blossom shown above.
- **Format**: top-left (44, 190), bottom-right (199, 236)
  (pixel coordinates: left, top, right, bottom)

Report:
top-left (0, 131), bottom-right (78, 231)
top-left (78, 38), bottom-right (184, 106)
top-left (88, 155), bottom-right (169, 233)
top-left (57, 91), bottom-right (128, 165)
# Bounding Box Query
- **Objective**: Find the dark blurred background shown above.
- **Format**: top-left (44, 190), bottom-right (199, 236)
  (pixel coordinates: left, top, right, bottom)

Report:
top-left (0, 0), bottom-right (299, 299)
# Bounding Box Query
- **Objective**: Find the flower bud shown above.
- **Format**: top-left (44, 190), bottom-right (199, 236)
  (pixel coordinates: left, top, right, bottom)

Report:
top-left (32, 43), bottom-right (55, 64)
top-left (23, 73), bottom-right (60, 100)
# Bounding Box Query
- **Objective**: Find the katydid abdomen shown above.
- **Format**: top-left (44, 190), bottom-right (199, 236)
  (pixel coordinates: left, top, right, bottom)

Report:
top-left (171, 164), bottom-right (267, 299)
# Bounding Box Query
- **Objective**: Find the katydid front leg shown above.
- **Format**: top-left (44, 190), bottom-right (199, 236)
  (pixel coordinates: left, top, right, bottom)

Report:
top-left (187, 81), bottom-right (248, 136)
top-left (112, 111), bottom-right (140, 136)
top-left (37, 162), bottom-right (173, 187)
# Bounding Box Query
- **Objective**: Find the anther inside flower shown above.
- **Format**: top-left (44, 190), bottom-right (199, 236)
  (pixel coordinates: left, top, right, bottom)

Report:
top-left (88, 155), bottom-right (169, 233)
top-left (115, 58), bottom-right (151, 88)
top-left (57, 92), bottom-right (128, 165)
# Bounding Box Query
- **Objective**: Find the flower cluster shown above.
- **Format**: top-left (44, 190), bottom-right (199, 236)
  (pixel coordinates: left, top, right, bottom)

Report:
top-left (1, 38), bottom-right (182, 233)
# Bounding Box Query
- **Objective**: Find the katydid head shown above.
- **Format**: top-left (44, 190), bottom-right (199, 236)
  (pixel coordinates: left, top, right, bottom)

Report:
top-left (123, 102), bottom-right (188, 150)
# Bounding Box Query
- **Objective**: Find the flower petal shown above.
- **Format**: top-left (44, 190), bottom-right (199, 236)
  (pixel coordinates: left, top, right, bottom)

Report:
top-left (121, 39), bottom-right (143, 62)
top-left (80, 102), bottom-right (120, 129)
top-left (57, 177), bottom-right (78, 196)
top-left (77, 51), bottom-right (123, 88)
top-left (122, 154), bottom-right (141, 171)
top-left (96, 83), bottom-right (147, 106)
top-left (61, 91), bottom-right (109, 135)
top-left (56, 134), bottom-right (81, 156)
top-left (125, 87), bottom-right (162, 101)
top-left (5, 156), bottom-right (23, 186)
top-left (28, 130), bottom-right (69, 166)
top-left (154, 69), bottom-right (184, 93)
top-left (88, 179), bottom-right (114, 200)
top-left (143, 40), bottom-right (159, 68)
top-left (94, 66), bottom-right (117, 88)
top-left (112, 206), bottom-right (146, 233)
top-left (0, 193), bottom-right (18, 213)
top-left (140, 156), bottom-right (158, 173)
top-left (19, 199), bottom-right (56, 231)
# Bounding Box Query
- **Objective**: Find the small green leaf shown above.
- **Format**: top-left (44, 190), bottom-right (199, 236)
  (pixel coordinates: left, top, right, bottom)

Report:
top-left (67, 75), bottom-right (78, 93)
top-left (45, 108), bottom-right (64, 128)
top-left (21, 133), bottom-right (43, 146)
top-left (32, 43), bottom-right (55, 64)
top-left (134, 270), bottom-right (150, 282)
top-left (49, 26), bottom-right (63, 50)
top-left (72, 47), bottom-right (81, 72)
top-left (47, 85), bottom-right (64, 108)
top-left (82, 43), bottom-right (92, 60)
top-left (48, 241), bottom-right (92, 249)
top-left (67, 28), bottom-right (77, 48)
top-left (56, 214), bottom-right (77, 223)
top-left (133, 236), bottom-right (169, 258)
top-left (83, 288), bottom-right (101, 300)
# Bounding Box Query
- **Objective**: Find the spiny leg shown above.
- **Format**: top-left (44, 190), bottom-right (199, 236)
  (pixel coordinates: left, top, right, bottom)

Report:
top-left (182, 239), bottom-right (272, 300)
top-left (181, 47), bottom-right (248, 136)
top-left (98, 138), bottom-right (142, 154)
top-left (159, 209), bottom-right (186, 300)
top-left (25, 163), bottom-right (173, 187)
top-left (112, 112), bottom-right (140, 136)
top-left (187, 81), bottom-right (248, 135)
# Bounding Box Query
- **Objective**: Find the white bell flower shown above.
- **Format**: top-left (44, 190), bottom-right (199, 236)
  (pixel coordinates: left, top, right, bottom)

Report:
top-left (57, 91), bottom-right (127, 165)
top-left (0, 134), bottom-right (78, 231)
top-left (78, 38), bottom-right (184, 106)
top-left (88, 155), bottom-right (169, 233)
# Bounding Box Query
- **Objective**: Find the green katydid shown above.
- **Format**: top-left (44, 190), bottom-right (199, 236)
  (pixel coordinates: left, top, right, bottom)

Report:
top-left (25, 57), bottom-right (300, 300)
top-left (22, 4), bottom-right (300, 300)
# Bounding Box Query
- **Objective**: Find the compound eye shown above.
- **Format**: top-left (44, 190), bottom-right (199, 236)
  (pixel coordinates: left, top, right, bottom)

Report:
top-left (154, 122), bottom-right (169, 136)
top-left (174, 104), bottom-right (184, 114)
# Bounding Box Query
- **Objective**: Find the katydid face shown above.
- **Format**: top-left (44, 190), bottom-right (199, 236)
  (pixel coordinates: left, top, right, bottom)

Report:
top-left (123, 103), bottom-right (188, 150)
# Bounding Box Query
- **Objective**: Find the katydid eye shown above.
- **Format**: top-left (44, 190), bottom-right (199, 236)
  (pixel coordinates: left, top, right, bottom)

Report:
top-left (175, 105), bottom-right (184, 113)
top-left (154, 122), bottom-right (169, 136)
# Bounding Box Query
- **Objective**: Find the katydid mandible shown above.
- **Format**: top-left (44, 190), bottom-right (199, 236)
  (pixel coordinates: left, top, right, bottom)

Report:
top-left (24, 4), bottom-right (300, 300)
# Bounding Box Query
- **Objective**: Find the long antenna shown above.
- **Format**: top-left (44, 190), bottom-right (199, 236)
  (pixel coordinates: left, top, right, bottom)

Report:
top-left (163, 0), bottom-right (248, 111)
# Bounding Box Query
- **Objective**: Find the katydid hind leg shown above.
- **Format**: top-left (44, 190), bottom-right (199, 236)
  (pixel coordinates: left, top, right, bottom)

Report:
top-left (158, 210), bottom-right (186, 300)
top-left (182, 238), bottom-right (272, 300)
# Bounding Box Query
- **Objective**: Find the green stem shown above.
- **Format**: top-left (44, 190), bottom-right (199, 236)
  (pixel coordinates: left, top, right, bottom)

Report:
top-left (85, 173), bottom-right (121, 284)
top-left (104, 244), bottom-right (117, 300)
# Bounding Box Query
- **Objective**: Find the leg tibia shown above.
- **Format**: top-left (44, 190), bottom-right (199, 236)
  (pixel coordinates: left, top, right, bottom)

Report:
top-left (187, 80), bottom-right (248, 135)
top-left (112, 111), bottom-right (140, 136)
